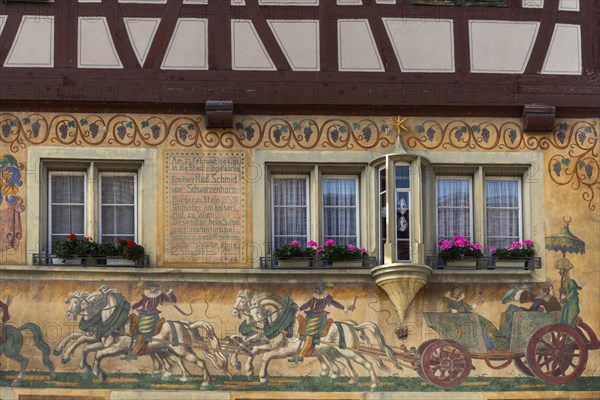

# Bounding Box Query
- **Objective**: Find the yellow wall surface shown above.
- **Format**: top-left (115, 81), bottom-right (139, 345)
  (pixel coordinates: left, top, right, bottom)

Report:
top-left (1, 112), bottom-right (598, 397)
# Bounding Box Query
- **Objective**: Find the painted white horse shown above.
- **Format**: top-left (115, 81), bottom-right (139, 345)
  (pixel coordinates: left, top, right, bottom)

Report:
top-left (54, 285), bottom-right (131, 371)
top-left (56, 286), bottom-right (228, 385)
top-left (231, 290), bottom-right (402, 387)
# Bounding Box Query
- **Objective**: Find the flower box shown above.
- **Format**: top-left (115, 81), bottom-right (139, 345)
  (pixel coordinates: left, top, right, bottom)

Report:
top-left (52, 257), bottom-right (82, 265)
top-left (331, 259), bottom-right (364, 268)
top-left (445, 258), bottom-right (480, 269)
top-left (493, 259), bottom-right (528, 269)
top-left (106, 257), bottom-right (138, 267)
top-left (277, 259), bottom-right (312, 268)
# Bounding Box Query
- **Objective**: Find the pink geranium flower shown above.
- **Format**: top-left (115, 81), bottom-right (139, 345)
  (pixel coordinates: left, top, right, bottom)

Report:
top-left (523, 239), bottom-right (534, 247)
top-left (290, 240), bottom-right (299, 247)
top-left (440, 240), bottom-right (453, 251)
top-left (347, 244), bottom-right (356, 251)
top-left (307, 240), bottom-right (318, 247)
top-left (324, 239), bottom-right (336, 247)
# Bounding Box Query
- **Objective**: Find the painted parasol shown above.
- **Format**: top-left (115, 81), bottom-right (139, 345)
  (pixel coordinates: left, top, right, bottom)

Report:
top-left (545, 216), bottom-right (585, 270)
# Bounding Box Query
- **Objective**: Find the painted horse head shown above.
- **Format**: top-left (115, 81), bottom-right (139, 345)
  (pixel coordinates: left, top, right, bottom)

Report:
top-left (232, 289), bottom-right (255, 320)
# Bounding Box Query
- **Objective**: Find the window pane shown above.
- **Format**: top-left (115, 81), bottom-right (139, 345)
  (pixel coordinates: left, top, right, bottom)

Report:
top-left (486, 178), bottom-right (521, 250)
top-left (51, 175), bottom-right (84, 203)
top-left (323, 179), bottom-right (356, 206)
top-left (272, 178), bottom-right (307, 206)
top-left (51, 205), bottom-right (85, 235)
top-left (395, 165), bottom-right (410, 189)
top-left (116, 207), bottom-right (135, 235)
top-left (397, 241), bottom-right (410, 261)
top-left (273, 208), bottom-right (308, 237)
top-left (396, 192), bottom-right (410, 240)
top-left (101, 205), bottom-right (116, 234)
top-left (323, 178), bottom-right (358, 246)
top-left (100, 174), bottom-right (137, 242)
top-left (324, 208), bottom-right (357, 237)
top-left (437, 178), bottom-right (471, 243)
top-left (272, 177), bottom-right (308, 248)
top-left (102, 175), bottom-right (135, 204)
top-left (437, 179), bottom-right (470, 207)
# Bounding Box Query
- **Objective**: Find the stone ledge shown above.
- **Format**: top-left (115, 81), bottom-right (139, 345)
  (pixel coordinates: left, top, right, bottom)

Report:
top-left (0, 265), bottom-right (374, 284)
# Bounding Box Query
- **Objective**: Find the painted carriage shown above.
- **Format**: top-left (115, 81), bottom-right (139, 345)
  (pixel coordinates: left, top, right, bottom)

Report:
top-left (405, 311), bottom-right (600, 387)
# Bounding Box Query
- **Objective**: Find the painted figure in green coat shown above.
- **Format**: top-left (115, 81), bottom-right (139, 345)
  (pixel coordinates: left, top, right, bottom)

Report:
top-left (445, 287), bottom-right (509, 351)
top-left (559, 268), bottom-right (582, 326)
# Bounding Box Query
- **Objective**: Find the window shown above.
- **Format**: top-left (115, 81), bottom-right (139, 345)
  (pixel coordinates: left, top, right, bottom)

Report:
top-left (374, 155), bottom-right (425, 265)
top-left (100, 173), bottom-right (137, 243)
top-left (436, 177), bottom-right (473, 245)
top-left (46, 162), bottom-right (139, 253)
top-left (49, 172), bottom-right (86, 246)
top-left (395, 165), bottom-right (411, 261)
top-left (322, 177), bottom-right (358, 246)
top-left (269, 164), bottom-right (363, 253)
top-left (486, 177), bottom-right (521, 250)
top-left (435, 169), bottom-right (523, 251)
top-left (271, 176), bottom-right (309, 249)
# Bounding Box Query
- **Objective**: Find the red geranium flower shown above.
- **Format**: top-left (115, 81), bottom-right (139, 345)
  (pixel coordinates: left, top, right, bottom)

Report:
top-left (68, 233), bottom-right (76, 240)
top-left (127, 240), bottom-right (135, 247)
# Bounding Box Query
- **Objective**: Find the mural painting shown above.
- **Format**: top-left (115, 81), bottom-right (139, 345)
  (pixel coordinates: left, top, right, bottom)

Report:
top-left (0, 155), bottom-right (24, 254)
top-left (1, 274), bottom-right (599, 394)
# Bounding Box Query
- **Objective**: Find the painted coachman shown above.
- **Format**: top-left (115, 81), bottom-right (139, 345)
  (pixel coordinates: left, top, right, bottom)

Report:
top-left (130, 282), bottom-right (177, 356)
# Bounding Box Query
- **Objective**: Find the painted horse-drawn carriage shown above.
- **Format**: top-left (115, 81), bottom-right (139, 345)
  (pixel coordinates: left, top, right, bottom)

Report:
top-left (396, 311), bottom-right (600, 387)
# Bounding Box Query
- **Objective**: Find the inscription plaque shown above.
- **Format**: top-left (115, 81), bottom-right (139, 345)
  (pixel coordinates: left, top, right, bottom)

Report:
top-left (165, 151), bottom-right (248, 265)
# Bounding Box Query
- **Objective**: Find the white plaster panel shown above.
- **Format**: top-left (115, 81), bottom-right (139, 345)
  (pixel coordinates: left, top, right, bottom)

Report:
top-left (183, 0), bottom-right (208, 3)
top-left (267, 20), bottom-right (319, 71)
top-left (118, 0), bottom-right (167, 3)
top-left (4, 16), bottom-right (54, 68)
top-left (78, 17), bottom-right (122, 68)
top-left (0, 16), bottom-right (6, 37)
top-left (231, 19), bottom-right (276, 70)
top-left (123, 18), bottom-right (161, 67)
top-left (542, 24), bottom-right (581, 75)
top-left (161, 18), bottom-right (208, 70)
top-left (376, 0), bottom-right (396, 3)
top-left (469, 20), bottom-right (539, 74)
top-left (383, 18), bottom-right (454, 72)
top-left (338, 19), bottom-right (384, 72)
top-left (338, 0), bottom-right (362, 4)
top-left (79, 0), bottom-right (101, 2)
top-left (259, 0), bottom-right (318, 4)
top-left (522, 0), bottom-right (543, 7)
top-left (232, 0), bottom-right (246, 4)
top-left (559, 0), bottom-right (579, 11)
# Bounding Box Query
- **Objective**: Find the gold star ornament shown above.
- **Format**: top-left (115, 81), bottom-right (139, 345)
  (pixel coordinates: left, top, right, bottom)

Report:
top-left (392, 116), bottom-right (408, 133)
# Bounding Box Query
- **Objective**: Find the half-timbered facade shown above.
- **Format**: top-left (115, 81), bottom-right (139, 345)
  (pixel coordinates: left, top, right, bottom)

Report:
top-left (1, 0), bottom-right (598, 399)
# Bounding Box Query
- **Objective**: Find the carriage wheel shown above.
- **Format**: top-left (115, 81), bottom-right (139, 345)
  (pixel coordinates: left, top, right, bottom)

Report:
top-left (526, 324), bottom-right (588, 384)
top-left (420, 340), bottom-right (471, 387)
top-left (513, 356), bottom-right (534, 377)
top-left (415, 339), bottom-right (437, 383)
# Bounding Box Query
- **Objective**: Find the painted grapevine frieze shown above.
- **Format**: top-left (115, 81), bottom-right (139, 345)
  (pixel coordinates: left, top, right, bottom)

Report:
top-left (546, 122), bottom-right (599, 210)
top-left (408, 120), bottom-right (523, 151)
top-left (0, 113), bottom-right (395, 152)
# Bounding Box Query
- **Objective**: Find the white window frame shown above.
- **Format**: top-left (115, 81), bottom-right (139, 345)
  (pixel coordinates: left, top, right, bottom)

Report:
top-left (270, 174), bottom-right (310, 251)
top-left (321, 175), bottom-right (360, 247)
top-left (435, 175), bottom-right (474, 247)
top-left (99, 172), bottom-right (139, 244)
top-left (378, 166), bottom-right (386, 264)
top-left (484, 176), bottom-right (523, 249)
top-left (48, 171), bottom-right (87, 253)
